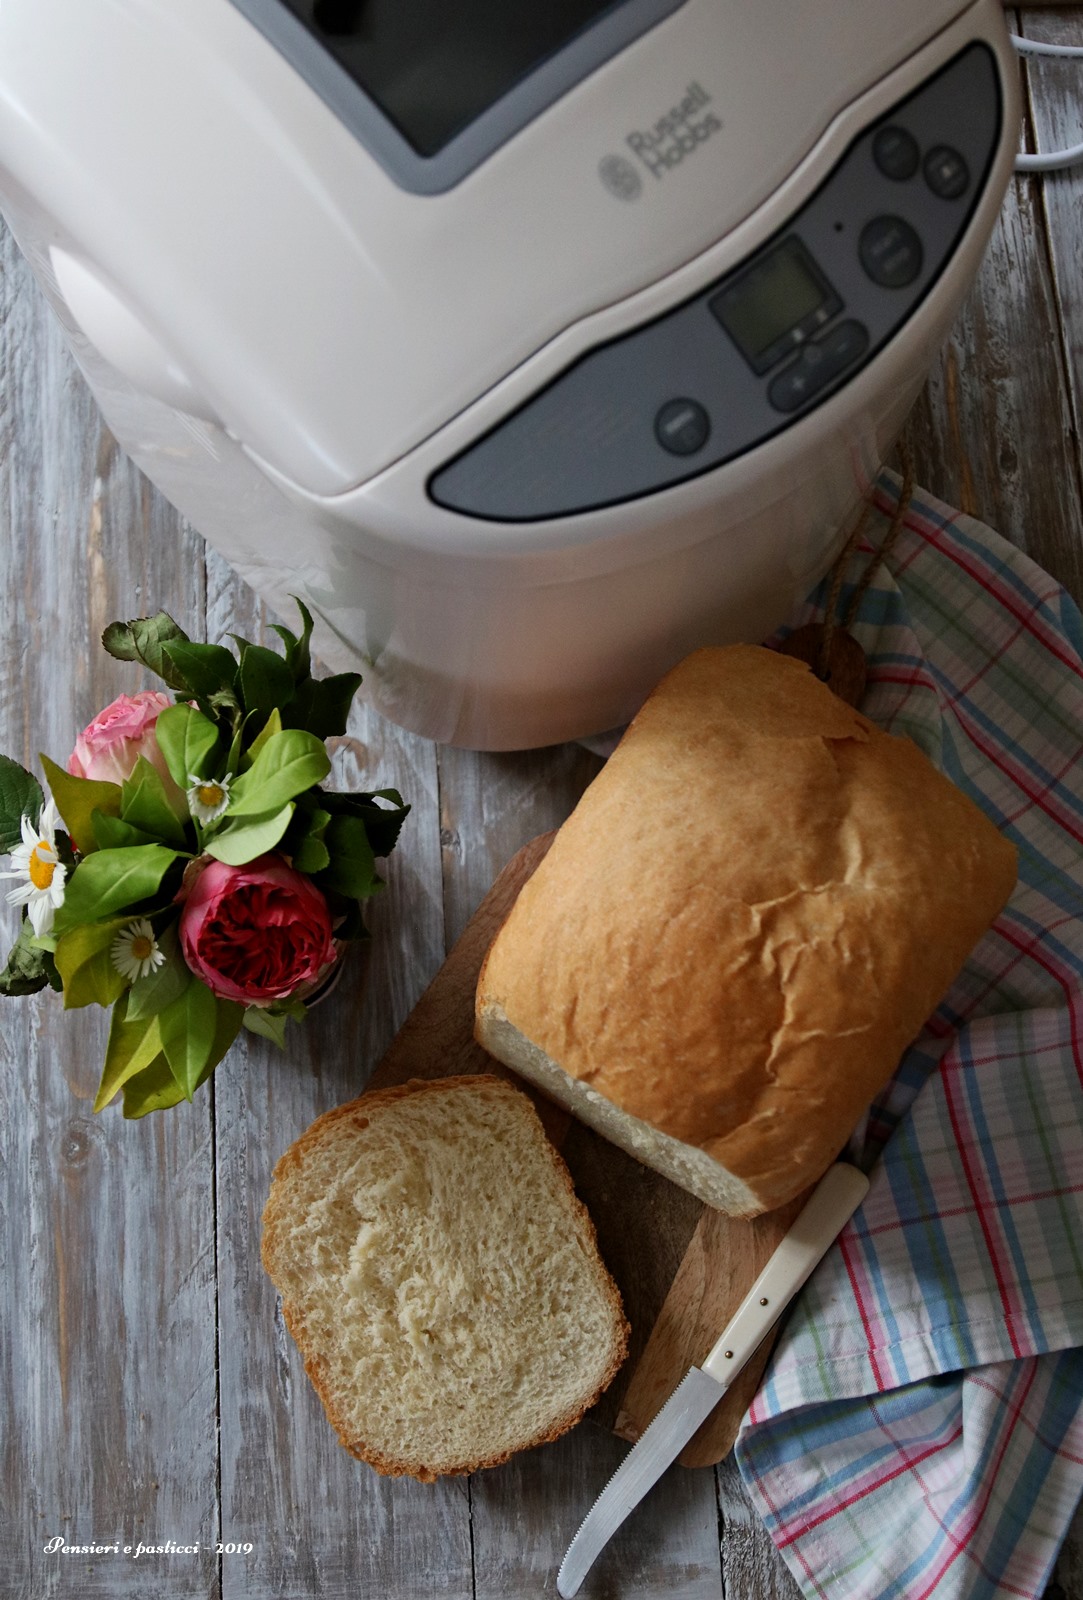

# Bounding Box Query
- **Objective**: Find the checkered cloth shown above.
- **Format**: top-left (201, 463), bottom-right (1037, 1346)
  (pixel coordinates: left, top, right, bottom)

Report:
top-left (736, 472), bottom-right (1083, 1600)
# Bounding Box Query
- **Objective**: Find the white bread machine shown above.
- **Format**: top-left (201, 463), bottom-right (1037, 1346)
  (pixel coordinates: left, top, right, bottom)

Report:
top-left (0, 0), bottom-right (1020, 746)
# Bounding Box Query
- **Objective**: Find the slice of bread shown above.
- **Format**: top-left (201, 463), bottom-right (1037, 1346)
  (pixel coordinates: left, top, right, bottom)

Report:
top-left (261, 1074), bottom-right (628, 1481)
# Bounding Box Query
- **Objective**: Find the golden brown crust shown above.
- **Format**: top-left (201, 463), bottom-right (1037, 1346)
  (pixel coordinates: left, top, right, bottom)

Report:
top-left (261, 1074), bottom-right (629, 1481)
top-left (475, 645), bottom-right (1019, 1214)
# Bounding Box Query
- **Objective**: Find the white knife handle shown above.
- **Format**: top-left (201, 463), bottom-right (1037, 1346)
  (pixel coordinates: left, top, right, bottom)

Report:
top-left (701, 1162), bottom-right (869, 1384)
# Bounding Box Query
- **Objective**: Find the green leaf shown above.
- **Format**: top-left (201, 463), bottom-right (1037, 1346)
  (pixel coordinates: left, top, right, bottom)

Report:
top-left (321, 789), bottom-right (410, 858)
top-left (225, 712), bottom-right (257, 781)
top-left (291, 596), bottom-right (315, 681)
top-left (118, 991), bottom-right (242, 1117)
top-left (153, 703), bottom-right (222, 790)
top-left (291, 834), bottom-right (330, 874)
top-left (120, 1055), bottom-right (187, 1118)
top-left (268, 622), bottom-right (298, 659)
top-left (205, 803), bottom-right (294, 865)
top-left (125, 925), bottom-right (190, 1021)
top-left (101, 613), bottom-right (192, 692)
top-left (94, 999), bottom-right (165, 1111)
top-left (91, 811), bottom-right (156, 851)
top-left (52, 844), bottom-right (183, 934)
top-left (238, 643), bottom-right (295, 726)
top-left (158, 979), bottom-right (219, 1101)
top-left (0, 756), bottom-right (44, 853)
top-left (244, 708), bottom-right (282, 767)
top-left (41, 754), bottom-right (122, 856)
top-left (54, 917), bottom-right (131, 1010)
top-left (161, 640), bottom-right (239, 703)
top-left (120, 757), bottom-right (188, 847)
top-left (243, 1004), bottom-right (290, 1048)
top-left (0, 919), bottom-right (60, 996)
top-left (318, 813), bottom-right (381, 900)
top-left (282, 672), bottom-right (363, 739)
top-left (282, 803), bottom-right (331, 875)
top-left (210, 993), bottom-right (245, 1064)
top-left (268, 596), bottom-right (314, 685)
top-left (227, 729), bottom-right (330, 819)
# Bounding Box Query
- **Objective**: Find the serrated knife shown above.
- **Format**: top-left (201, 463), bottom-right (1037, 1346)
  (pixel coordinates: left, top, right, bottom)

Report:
top-left (557, 1161), bottom-right (869, 1599)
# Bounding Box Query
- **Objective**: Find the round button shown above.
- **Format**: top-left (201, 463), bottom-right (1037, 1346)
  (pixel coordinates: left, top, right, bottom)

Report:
top-left (924, 144), bottom-right (969, 200)
top-left (768, 362), bottom-right (817, 414)
top-left (654, 398), bottom-right (710, 456)
top-left (820, 319), bottom-right (869, 369)
top-left (858, 215), bottom-right (924, 288)
top-left (873, 125), bottom-right (919, 181)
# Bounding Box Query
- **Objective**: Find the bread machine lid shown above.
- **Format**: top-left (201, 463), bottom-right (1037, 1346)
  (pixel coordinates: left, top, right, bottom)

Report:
top-left (0, 0), bottom-right (979, 496)
top-left (228, 0), bottom-right (689, 192)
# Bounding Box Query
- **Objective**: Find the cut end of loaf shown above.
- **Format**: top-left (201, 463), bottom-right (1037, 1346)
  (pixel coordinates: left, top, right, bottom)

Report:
top-left (261, 1075), bottom-right (628, 1480)
top-left (475, 1005), bottom-right (763, 1216)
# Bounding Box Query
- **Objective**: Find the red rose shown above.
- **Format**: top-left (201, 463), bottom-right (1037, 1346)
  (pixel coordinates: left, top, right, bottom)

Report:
top-left (178, 853), bottom-right (337, 1005)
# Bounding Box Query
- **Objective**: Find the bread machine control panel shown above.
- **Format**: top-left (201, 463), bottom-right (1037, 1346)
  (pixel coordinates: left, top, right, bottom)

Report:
top-left (430, 43), bottom-right (1001, 521)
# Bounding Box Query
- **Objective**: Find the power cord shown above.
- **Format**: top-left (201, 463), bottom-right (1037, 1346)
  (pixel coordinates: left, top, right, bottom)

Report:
top-left (1011, 33), bottom-right (1083, 171)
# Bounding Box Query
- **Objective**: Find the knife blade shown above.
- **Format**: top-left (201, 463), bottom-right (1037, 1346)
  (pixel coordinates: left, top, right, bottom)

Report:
top-left (557, 1160), bottom-right (870, 1599)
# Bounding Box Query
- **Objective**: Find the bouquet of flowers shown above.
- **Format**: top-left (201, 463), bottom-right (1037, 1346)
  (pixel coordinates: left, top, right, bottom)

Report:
top-left (0, 602), bottom-right (408, 1118)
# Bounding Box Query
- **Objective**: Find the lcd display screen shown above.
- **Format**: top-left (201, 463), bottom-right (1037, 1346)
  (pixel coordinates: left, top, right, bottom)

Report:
top-left (710, 237), bottom-right (840, 373)
top-left (278, 0), bottom-right (622, 156)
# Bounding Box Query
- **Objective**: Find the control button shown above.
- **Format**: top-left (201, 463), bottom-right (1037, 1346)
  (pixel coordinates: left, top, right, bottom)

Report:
top-left (858, 215), bottom-right (924, 288)
top-left (820, 318), bottom-right (869, 369)
top-left (924, 144), bottom-right (970, 200)
top-left (654, 398), bottom-right (710, 456)
top-left (767, 320), bottom-right (869, 414)
top-left (768, 362), bottom-right (818, 413)
top-left (873, 125), bottom-right (920, 180)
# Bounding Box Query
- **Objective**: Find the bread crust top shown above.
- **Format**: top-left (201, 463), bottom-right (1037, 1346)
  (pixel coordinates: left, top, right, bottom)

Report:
top-left (476, 646), bottom-right (1018, 1211)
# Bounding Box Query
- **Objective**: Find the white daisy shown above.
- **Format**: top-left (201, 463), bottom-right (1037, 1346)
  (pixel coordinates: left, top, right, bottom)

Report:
top-left (111, 918), bottom-right (166, 983)
top-left (187, 771), bottom-right (232, 825)
top-left (1, 798), bottom-right (67, 937)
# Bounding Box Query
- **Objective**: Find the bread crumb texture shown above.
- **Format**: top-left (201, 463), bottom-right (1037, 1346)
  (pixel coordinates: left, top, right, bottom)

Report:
top-left (261, 1076), bottom-right (628, 1480)
top-left (477, 646), bottom-right (1018, 1213)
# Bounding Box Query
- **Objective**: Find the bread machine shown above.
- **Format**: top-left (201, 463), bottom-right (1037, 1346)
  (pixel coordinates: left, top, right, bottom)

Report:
top-left (0, 0), bottom-right (1020, 748)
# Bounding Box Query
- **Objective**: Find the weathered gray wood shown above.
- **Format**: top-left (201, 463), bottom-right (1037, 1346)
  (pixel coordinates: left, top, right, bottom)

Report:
top-left (436, 743), bottom-right (602, 950)
top-left (899, 11), bottom-right (1083, 599)
top-left (716, 1459), bottom-right (802, 1600)
top-left (207, 562), bottom-right (476, 1598)
top-left (1022, 10), bottom-right (1083, 527)
top-left (0, 227), bottom-right (220, 1598)
top-left (473, 1428), bottom-right (726, 1600)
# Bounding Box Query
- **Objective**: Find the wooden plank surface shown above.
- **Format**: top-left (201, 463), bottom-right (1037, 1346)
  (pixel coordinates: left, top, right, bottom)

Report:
top-left (0, 221), bottom-right (221, 1599)
top-left (2, 13), bottom-right (1083, 1597)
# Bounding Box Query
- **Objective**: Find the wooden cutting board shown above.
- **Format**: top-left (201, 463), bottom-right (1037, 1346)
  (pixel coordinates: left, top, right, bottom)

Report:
top-left (366, 832), bottom-right (809, 1467)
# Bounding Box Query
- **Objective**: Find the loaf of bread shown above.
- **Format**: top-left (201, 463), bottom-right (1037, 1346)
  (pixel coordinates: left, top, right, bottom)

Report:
top-left (475, 645), bottom-right (1018, 1217)
top-left (261, 1074), bottom-right (628, 1480)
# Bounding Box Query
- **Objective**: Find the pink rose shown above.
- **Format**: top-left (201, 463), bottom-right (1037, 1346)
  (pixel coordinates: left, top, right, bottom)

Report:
top-left (68, 690), bottom-right (176, 788)
top-left (178, 852), bottom-right (337, 1005)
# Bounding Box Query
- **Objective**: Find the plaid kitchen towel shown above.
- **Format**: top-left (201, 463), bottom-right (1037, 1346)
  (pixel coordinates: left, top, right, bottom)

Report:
top-left (736, 472), bottom-right (1083, 1600)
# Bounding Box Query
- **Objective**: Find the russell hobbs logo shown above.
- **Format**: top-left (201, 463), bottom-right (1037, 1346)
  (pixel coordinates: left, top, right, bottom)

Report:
top-left (603, 82), bottom-right (722, 191)
top-left (598, 153), bottom-right (644, 200)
